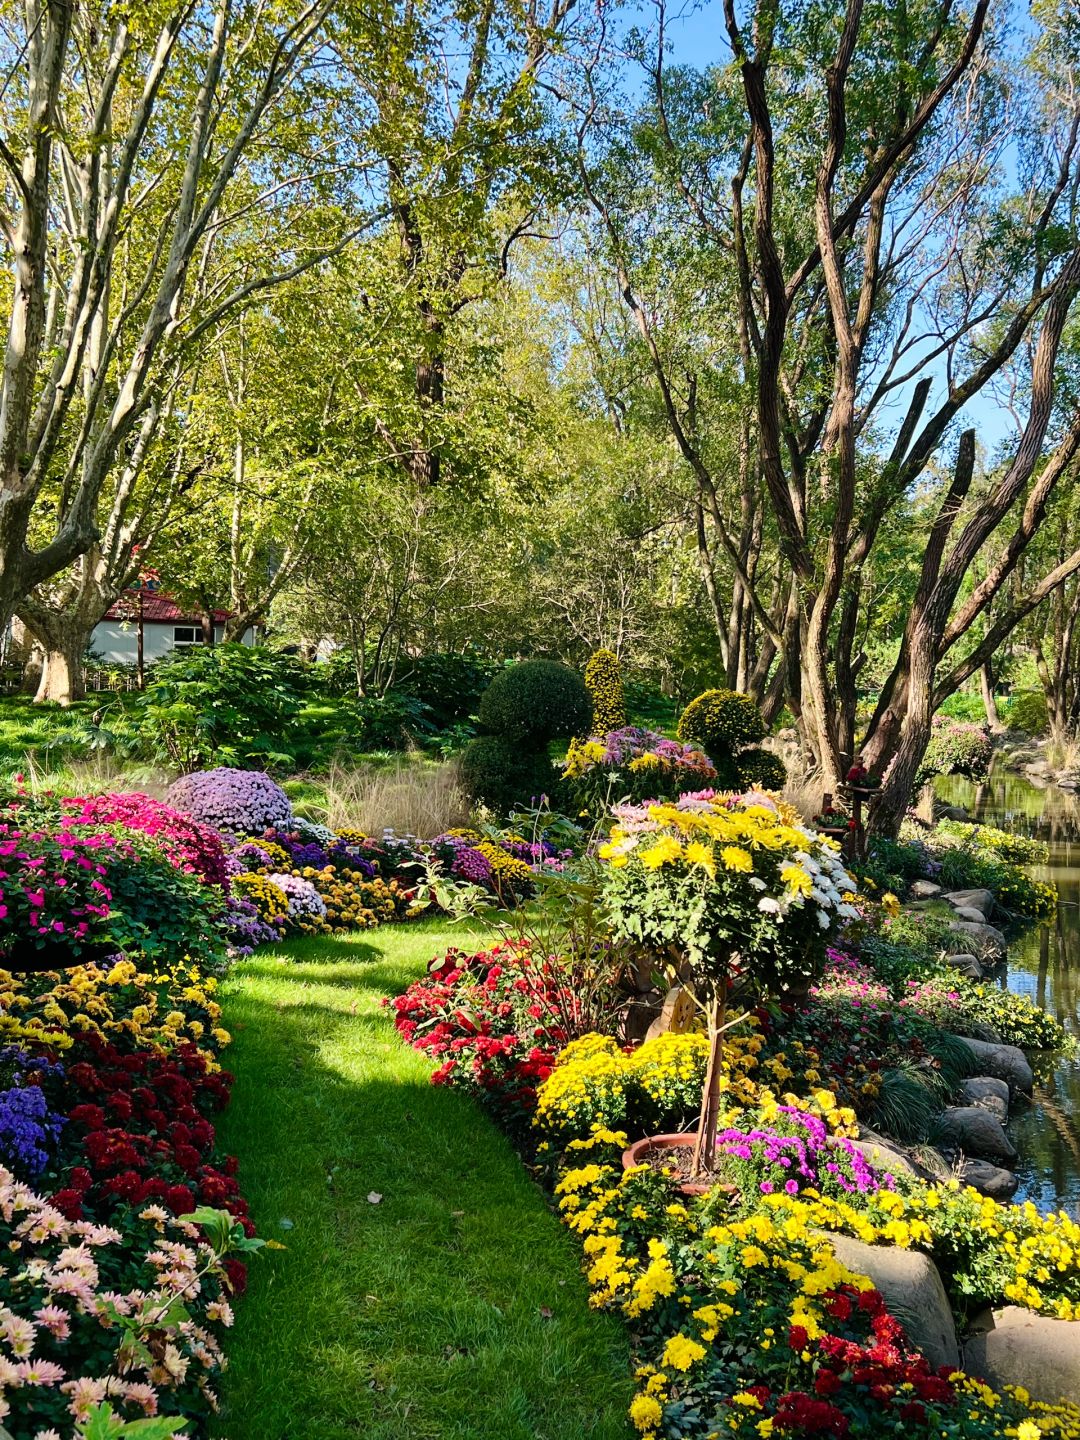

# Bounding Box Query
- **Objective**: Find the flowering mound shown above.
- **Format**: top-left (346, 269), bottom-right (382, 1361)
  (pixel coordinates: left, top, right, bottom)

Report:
top-left (600, 792), bottom-right (857, 991)
top-left (63, 792), bottom-right (230, 889)
top-left (168, 767), bottom-right (292, 836)
top-left (386, 942), bottom-right (572, 1132)
top-left (0, 1167), bottom-right (253, 1437)
top-left (562, 727), bottom-right (717, 812)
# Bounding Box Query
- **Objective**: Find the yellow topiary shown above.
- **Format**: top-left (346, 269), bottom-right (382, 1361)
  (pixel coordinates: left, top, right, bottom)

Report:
top-left (584, 648), bottom-right (626, 736)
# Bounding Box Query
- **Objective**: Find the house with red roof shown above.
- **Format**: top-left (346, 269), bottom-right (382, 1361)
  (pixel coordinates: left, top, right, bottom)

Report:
top-left (92, 593), bottom-right (255, 665)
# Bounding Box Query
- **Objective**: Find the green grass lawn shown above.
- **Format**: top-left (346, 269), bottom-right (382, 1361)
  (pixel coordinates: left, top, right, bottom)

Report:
top-left (212, 920), bottom-right (633, 1440)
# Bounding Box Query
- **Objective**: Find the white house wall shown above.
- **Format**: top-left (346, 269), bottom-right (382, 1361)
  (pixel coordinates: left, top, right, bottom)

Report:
top-left (90, 621), bottom-right (254, 665)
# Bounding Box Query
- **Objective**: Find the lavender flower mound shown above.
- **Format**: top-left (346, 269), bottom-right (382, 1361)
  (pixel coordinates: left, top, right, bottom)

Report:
top-left (0, 1083), bottom-right (64, 1178)
top-left (715, 1107), bottom-right (891, 1198)
top-left (326, 844), bottom-right (377, 878)
top-left (222, 894), bottom-right (284, 954)
top-left (168, 767), bottom-right (292, 836)
top-left (225, 840), bottom-right (276, 877)
top-left (449, 843), bottom-right (493, 884)
top-left (267, 872), bottom-right (328, 924)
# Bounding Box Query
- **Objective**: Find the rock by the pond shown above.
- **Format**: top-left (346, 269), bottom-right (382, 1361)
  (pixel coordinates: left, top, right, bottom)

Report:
top-left (963, 1307), bottom-right (1080, 1404)
top-left (911, 879), bottom-right (943, 899)
top-left (848, 1129), bottom-right (919, 1179)
top-left (950, 1035), bottom-right (1034, 1096)
top-left (958, 1075), bottom-right (1010, 1121)
top-left (934, 1106), bottom-right (1019, 1166)
top-left (825, 1233), bottom-right (959, 1371)
top-left (947, 919), bottom-right (1008, 962)
top-left (946, 953), bottom-right (983, 980)
top-left (945, 887), bottom-right (997, 916)
top-left (935, 803), bottom-right (970, 821)
top-left (956, 1158), bottom-right (1018, 1201)
top-left (951, 904), bottom-right (988, 923)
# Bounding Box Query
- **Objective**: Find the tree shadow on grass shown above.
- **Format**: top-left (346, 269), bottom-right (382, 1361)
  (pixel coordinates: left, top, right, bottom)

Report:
top-left (212, 967), bottom-right (633, 1440)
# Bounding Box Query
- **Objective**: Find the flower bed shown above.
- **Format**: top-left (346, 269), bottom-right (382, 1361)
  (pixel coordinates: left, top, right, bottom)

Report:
top-left (391, 872), bottom-right (1080, 1439)
top-left (0, 952), bottom-right (257, 1436)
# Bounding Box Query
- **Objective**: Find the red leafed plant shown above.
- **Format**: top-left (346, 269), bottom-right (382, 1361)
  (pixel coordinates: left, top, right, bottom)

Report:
top-left (387, 942), bottom-right (592, 1133)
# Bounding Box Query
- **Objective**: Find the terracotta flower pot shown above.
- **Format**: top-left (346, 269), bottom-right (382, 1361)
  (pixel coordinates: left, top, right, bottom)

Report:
top-left (622, 1133), bottom-right (739, 1200)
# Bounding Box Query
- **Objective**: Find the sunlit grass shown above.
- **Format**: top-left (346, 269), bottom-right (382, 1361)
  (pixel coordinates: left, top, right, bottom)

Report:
top-left (212, 920), bottom-right (633, 1440)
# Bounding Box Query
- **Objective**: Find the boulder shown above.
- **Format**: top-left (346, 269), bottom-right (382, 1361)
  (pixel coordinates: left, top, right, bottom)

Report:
top-left (951, 904), bottom-right (988, 923)
top-left (935, 803), bottom-right (970, 822)
top-left (934, 1106), bottom-right (1019, 1167)
top-left (956, 1158), bottom-right (1018, 1202)
top-left (946, 953), bottom-right (983, 980)
top-left (944, 888), bottom-right (997, 917)
top-left (848, 1130), bottom-right (919, 1179)
top-left (949, 1035), bottom-right (1034, 1096)
top-left (911, 879), bottom-right (943, 899)
top-left (947, 920), bottom-right (1008, 963)
top-left (825, 1233), bottom-right (959, 1371)
top-left (958, 1076), bottom-right (1010, 1121)
top-left (963, 1307), bottom-right (1080, 1404)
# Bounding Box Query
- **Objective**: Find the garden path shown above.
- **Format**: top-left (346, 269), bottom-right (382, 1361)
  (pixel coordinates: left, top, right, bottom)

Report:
top-left (211, 920), bottom-right (632, 1440)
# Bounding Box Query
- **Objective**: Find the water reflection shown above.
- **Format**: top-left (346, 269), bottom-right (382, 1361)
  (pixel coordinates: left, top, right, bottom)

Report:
top-left (934, 768), bottom-right (1080, 1213)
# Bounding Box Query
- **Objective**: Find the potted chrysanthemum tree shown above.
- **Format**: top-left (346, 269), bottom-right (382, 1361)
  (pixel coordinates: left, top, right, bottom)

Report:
top-left (599, 792), bottom-right (857, 1184)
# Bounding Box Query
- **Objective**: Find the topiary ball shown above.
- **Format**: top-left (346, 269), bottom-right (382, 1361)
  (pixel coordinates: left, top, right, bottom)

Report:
top-left (677, 689), bottom-right (767, 754)
top-left (476, 660), bottom-right (591, 745)
top-left (460, 736), bottom-right (557, 815)
top-left (735, 747), bottom-right (787, 792)
top-left (584, 648), bottom-right (626, 735)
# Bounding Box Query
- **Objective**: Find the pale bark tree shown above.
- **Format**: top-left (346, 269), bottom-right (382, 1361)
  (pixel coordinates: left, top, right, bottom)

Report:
top-left (0, 0), bottom-right (371, 692)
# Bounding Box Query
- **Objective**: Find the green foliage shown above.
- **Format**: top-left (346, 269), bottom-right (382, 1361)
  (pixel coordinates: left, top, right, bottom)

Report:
top-left (734, 747), bottom-right (786, 791)
top-left (584, 649), bottom-right (626, 735)
top-left (854, 837), bottom-right (933, 897)
top-left (395, 653), bottom-right (497, 727)
top-left (104, 830), bottom-right (230, 969)
top-left (477, 660), bottom-right (591, 745)
top-left (915, 722), bottom-right (993, 785)
top-left (934, 819), bottom-right (1048, 865)
top-left (460, 735), bottom-right (556, 814)
top-left (677, 688), bottom-right (767, 755)
top-left (934, 841), bottom-right (1056, 918)
top-left (1007, 689), bottom-right (1050, 735)
top-left (134, 645), bottom-right (309, 771)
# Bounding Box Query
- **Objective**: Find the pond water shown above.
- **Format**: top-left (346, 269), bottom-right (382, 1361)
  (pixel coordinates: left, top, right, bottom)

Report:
top-left (934, 766), bottom-right (1080, 1214)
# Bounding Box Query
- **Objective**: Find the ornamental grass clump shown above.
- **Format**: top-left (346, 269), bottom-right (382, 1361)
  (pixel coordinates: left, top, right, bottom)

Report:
top-left (599, 792), bottom-right (856, 1176)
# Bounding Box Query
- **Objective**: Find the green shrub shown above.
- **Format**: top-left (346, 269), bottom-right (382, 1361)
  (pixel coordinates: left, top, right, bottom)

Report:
top-left (459, 736), bottom-right (556, 814)
top-left (934, 818), bottom-right (1048, 865)
top-left (134, 644), bottom-right (309, 770)
top-left (734, 746), bottom-right (786, 791)
top-left (583, 649), bottom-right (626, 735)
top-left (677, 688), bottom-right (767, 753)
top-left (394, 652), bottom-right (497, 727)
top-left (476, 660), bottom-right (590, 745)
top-left (915, 720), bottom-right (992, 785)
top-left (1007, 689), bottom-right (1049, 736)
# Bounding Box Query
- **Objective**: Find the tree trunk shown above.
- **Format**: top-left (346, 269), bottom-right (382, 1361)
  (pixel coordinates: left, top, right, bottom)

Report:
top-left (33, 626), bottom-right (89, 705)
top-left (980, 662), bottom-right (1004, 734)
